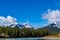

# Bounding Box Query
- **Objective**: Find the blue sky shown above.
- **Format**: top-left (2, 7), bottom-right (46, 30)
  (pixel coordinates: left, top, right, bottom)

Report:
top-left (0, 0), bottom-right (60, 28)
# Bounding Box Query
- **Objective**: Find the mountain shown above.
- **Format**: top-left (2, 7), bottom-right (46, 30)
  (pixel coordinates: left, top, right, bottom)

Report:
top-left (42, 23), bottom-right (60, 34)
top-left (10, 23), bottom-right (32, 28)
top-left (22, 23), bottom-right (32, 28)
top-left (10, 23), bottom-right (25, 28)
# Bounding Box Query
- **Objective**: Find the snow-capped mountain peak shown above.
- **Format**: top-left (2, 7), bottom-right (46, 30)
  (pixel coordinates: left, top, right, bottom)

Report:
top-left (9, 22), bottom-right (32, 28)
top-left (47, 23), bottom-right (60, 28)
top-left (22, 23), bottom-right (32, 28)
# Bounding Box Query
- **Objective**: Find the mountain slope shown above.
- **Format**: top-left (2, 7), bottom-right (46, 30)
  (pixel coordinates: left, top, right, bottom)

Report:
top-left (41, 23), bottom-right (60, 34)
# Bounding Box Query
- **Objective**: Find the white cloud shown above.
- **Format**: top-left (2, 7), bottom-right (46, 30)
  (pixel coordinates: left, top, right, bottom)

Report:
top-left (0, 16), bottom-right (17, 26)
top-left (42, 9), bottom-right (60, 27)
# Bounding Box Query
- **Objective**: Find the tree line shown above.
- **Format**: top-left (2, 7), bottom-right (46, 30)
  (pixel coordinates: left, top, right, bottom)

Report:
top-left (0, 26), bottom-right (53, 38)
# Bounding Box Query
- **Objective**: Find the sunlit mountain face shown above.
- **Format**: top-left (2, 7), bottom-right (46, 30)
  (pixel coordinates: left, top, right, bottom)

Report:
top-left (9, 23), bottom-right (32, 28)
top-left (9, 23), bottom-right (24, 28)
top-left (22, 23), bottom-right (32, 28)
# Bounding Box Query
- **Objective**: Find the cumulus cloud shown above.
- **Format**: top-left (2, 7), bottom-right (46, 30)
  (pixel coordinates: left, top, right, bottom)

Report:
top-left (42, 9), bottom-right (60, 27)
top-left (0, 16), bottom-right (17, 26)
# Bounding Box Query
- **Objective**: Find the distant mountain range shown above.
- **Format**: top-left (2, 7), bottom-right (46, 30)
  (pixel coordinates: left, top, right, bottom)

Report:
top-left (7, 23), bottom-right (60, 34)
top-left (0, 21), bottom-right (60, 34)
top-left (0, 22), bottom-right (60, 37)
top-left (9, 23), bottom-right (32, 28)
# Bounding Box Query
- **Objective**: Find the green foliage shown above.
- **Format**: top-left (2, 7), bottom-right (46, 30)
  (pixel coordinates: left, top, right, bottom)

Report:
top-left (0, 26), bottom-right (59, 37)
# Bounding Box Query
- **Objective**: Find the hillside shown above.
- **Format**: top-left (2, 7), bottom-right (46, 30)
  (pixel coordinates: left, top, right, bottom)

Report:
top-left (0, 23), bottom-right (59, 37)
top-left (42, 23), bottom-right (60, 34)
